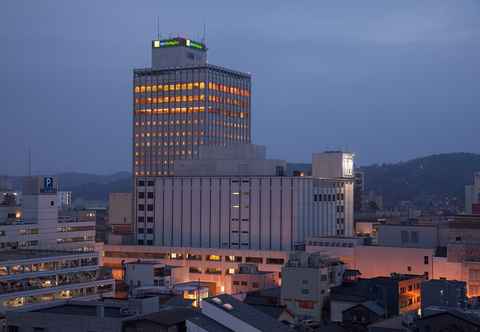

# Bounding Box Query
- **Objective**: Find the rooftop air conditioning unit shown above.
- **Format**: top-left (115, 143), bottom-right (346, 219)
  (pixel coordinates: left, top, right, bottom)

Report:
top-left (223, 303), bottom-right (234, 311)
top-left (211, 297), bottom-right (222, 305)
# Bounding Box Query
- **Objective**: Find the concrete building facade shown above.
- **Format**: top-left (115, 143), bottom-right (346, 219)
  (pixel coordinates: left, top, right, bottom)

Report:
top-left (281, 252), bottom-right (345, 321)
top-left (135, 175), bottom-right (353, 250)
top-left (101, 244), bottom-right (288, 294)
top-left (465, 172), bottom-right (480, 214)
top-left (0, 176), bottom-right (95, 252)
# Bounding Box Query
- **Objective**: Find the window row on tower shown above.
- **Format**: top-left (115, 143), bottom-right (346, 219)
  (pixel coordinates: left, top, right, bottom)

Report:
top-left (134, 81), bottom-right (250, 97)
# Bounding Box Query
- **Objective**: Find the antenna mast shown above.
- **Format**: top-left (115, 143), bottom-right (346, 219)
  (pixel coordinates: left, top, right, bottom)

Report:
top-left (156, 16), bottom-right (160, 40)
top-left (202, 23), bottom-right (207, 45)
top-left (28, 147), bottom-right (31, 176)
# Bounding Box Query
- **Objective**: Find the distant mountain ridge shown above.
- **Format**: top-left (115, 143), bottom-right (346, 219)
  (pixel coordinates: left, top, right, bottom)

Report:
top-left (2, 153), bottom-right (479, 208)
top-left (359, 152), bottom-right (480, 208)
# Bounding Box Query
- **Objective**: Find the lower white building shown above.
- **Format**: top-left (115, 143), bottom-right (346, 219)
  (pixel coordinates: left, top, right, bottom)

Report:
top-left (136, 175), bottom-right (353, 250)
top-left (135, 146), bottom-right (355, 251)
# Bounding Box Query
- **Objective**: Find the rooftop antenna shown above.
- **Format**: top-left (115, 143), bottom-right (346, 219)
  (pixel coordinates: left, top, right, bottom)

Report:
top-left (156, 16), bottom-right (160, 40)
top-left (202, 23), bottom-right (207, 45)
top-left (27, 147), bottom-right (31, 176)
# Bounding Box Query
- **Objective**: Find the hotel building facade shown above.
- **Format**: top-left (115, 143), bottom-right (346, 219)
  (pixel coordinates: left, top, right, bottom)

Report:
top-left (133, 37), bottom-right (251, 177)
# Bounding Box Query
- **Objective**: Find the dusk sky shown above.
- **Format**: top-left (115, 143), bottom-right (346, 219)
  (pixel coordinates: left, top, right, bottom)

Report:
top-left (1, 0), bottom-right (479, 175)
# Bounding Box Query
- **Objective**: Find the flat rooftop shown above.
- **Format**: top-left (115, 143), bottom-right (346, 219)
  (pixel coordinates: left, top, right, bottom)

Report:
top-left (187, 313), bottom-right (233, 332)
top-left (0, 250), bottom-right (95, 262)
top-left (34, 304), bottom-right (129, 318)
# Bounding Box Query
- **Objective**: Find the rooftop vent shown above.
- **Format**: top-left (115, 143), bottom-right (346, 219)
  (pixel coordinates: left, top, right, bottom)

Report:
top-left (211, 297), bottom-right (222, 305)
top-left (223, 303), bottom-right (234, 311)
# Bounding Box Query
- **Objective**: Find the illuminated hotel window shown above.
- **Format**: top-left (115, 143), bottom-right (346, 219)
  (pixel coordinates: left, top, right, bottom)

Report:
top-left (206, 255), bottom-right (221, 262)
top-left (205, 268), bottom-right (222, 275)
top-left (170, 253), bottom-right (183, 260)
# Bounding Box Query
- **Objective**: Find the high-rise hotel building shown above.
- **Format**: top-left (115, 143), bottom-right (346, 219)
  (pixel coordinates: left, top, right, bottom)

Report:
top-left (133, 37), bottom-right (251, 177)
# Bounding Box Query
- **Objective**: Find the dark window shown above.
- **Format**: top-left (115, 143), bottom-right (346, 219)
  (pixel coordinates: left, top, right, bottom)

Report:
top-left (189, 267), bottom-right (201, 273)
top-left (137, 240), bottom-right (144, 245)
top-left (147, 228), bottom-right (153, 234)
top-left (147, 217), bottom-right (154, 223)
top-left (252, 282), bottom-right (259, 288)
top-left (138, 192), bottom-right (145, 199)
top-left (146, 240), bottom-right (153, 245)
top-left (147, 181), bottom-right (155, 186)
top-left (266, 258), bottom-right (285, 265)
top-left (147, 192), bottom-right (154, 199)
top-left (7, 327), bottom-right (19, 332)
top-left (147, 204), bottom-right (154, 211)
top-left (138, 204), bottom-right (145, 211)
top-left (138, 216), bottom-right (145, 223)
top-left (424, 256), bottom-right (429, 265)
top-left (225, 256), bottom-right (242, 262)
top-left (301, 289), bottom-right (309, 294)
top-left (424, 272), bottom-right (429, 280)
top-left (245, 257), bottom-right (263, 264)
top-left (50, 201), bottom-right (55, 206)
top-left (408, 266), bottom-right (412, 272)
top-left (241, 281), bottom-right (248, 286)
top-left (138, 228), bottom-right (144, 234)
top-left (138, 180), bottom-right (145, 186)
top-left (233, 281), bottom-right (240, 285)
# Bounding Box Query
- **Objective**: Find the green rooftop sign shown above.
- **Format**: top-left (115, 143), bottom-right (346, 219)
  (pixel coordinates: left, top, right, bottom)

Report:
top-left (152, 38), bottom-right (206, 51)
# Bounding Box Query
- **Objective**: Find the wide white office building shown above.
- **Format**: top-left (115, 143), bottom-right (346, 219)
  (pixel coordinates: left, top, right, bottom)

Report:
top-left (135, 147), bottom-right (354, 250)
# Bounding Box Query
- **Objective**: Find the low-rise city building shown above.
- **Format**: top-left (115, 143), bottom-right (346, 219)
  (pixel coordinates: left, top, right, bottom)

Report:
top-left (330, 274), bottom-right (425, 322)
top-left (225, 264), bottom-right (276, 295)
top-left (0, 176), bottom-right (96, 252)
top-left (415, 309), bottom-right (480, 332)
top-left (0, 249), bottom-right (115, 313)
top-left (101, 244), bottom-right (288, 294)
top-left (125, 261), bottom-right (189, 290)
top-left (281, 251), bottom-right (345, 321)
top-left (421, 279), bottom-right (467, 312)
top-left (6, 296), bottom-right (161, 332)
top-left (57, 191), bottom-right (72, 210)
top-left (465, 172), bottom-right (480, 214)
